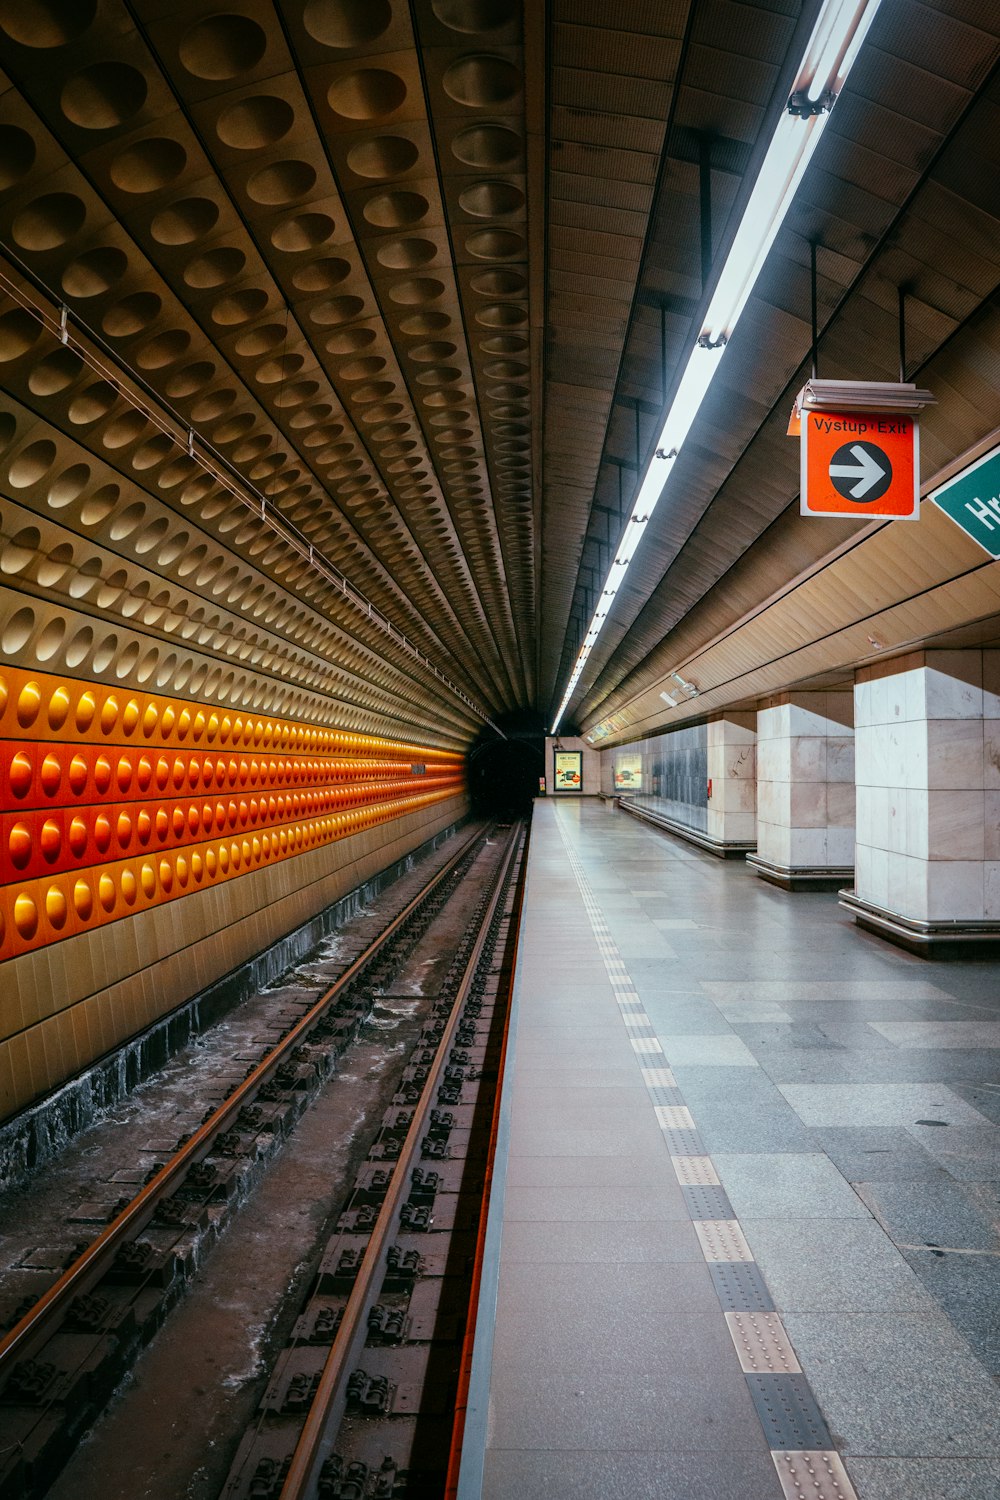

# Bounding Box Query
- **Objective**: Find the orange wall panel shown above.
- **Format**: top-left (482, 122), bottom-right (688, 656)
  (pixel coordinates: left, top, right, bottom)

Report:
top-left (0, 665), bottom-right (466, 964)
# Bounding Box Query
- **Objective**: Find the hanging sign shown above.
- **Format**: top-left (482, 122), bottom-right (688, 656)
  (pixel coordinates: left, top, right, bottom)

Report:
top-left (929, 443), bottom-right (1000, 558)
top-left (801, 409), bottom-right (919, 519)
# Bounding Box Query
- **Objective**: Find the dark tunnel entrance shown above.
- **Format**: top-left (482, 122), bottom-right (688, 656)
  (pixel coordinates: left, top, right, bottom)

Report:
top-left (467, 710), bottom-right (545, 819)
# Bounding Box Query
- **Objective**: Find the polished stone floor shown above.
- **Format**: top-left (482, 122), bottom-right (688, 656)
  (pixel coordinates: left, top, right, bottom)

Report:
top-left (461, 798), bottom-right (1000, 1500)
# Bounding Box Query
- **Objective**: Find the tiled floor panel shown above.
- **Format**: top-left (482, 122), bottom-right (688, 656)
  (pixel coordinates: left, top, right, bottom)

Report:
top-left (461, 801), bottom-right (1000, 1500)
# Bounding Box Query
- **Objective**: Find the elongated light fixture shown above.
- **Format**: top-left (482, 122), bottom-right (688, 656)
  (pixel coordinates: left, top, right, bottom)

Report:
top-left (550, 0), bottom-right (883, 735)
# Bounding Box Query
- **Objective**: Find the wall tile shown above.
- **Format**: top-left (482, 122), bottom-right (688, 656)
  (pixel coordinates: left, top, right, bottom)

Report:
top-left (926, 860), bottom-right (985, 921)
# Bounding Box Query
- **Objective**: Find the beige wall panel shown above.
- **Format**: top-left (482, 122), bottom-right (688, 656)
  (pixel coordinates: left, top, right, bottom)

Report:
top-left (1, 791), bottom-right (468, 1121)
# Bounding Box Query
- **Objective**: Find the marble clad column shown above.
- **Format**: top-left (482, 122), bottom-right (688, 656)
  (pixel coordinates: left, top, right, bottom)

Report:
top-left (842, 649), bottom-right (1000, 953)
top-left (748, 691), bottom-right (855, 890)
top-left (705, 713), bottom-right (757, 852)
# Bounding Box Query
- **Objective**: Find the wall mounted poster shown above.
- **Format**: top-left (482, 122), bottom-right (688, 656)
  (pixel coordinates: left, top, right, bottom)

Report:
top-left (614, 753), bottom-right (642, 791)
top-left (553, 750), bottom-right (583, 792)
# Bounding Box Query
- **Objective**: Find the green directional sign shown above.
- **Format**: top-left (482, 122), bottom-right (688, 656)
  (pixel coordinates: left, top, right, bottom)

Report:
top-left (931, 443), bottom-right (1000, 557)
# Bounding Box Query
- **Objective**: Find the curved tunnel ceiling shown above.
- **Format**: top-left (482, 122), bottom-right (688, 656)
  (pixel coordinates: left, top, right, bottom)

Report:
top-left (0, 0), bottom-right (997, 754)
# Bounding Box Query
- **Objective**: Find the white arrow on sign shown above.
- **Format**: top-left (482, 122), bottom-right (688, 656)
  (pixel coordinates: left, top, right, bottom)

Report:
top-left (829, 443), bottom-right (887, 499)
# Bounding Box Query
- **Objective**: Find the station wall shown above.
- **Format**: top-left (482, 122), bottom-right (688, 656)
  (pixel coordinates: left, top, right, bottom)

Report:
top-left (0, 663), bottom-right (467, 1122)
top-left (601, 724), bottom-right (709, 833)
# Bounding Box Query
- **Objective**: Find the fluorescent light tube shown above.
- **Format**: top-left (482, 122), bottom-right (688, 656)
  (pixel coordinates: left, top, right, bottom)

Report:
top-left (549, 0), bottom-right (883, 737)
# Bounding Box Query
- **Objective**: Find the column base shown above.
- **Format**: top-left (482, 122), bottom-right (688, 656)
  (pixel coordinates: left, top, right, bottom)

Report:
top-left (839, 889), bottom-right (1000, 958)
top-left (619, 798), bottom-right (755, 859)
top-left (747, 854), bottom-right (853, 892)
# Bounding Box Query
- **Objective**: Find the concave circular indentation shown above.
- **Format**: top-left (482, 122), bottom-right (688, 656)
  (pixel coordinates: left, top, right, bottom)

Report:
top-left (442, 54), bottom-right (520, 108)
top-left (184, 246), bottom-right (246, 288)
top-left (451, 122), bottom-right (520, 169)
top-left (0, 125), bottom-right (36, 191)
top-left (308, 295), bottom-right (364, 326)
top-left (400, 310), bottom-right (451, 335)
top-left (303, 0), bottom-right (391, 48)
top-left (165, 362), bottom-right (214, 398)
top-left (12, 191), bottom-right (85, 251)
top-left (256, 353), bottom-right (303, 385)
top-left (481, 333), bottom-right (527, 353)
top-left (179, 13), bottom-right (267, 80)
top-left (328, 67), bottom-right (406, 121)
top-left (346, 135), bottom-right (418, 180)
top-left (271, 213), bottom-right (335, 253)
top-left (151, 196), bottom-right (219, 246)
top-left (465, 226), bottom-right (524, 259)
top-left (102, 291), bottom-right (161, 337)
top-left (110, 136), bottom-right (186, 194)
top-left (29, 346), bottom-right (83, 395)
top-left (409, 340), bottom-right (457, 363)
top-left (0, 0), bottom-right (96, 47)
top-left (417, 365), bottom-right (462, 385)
top-left (234, 322), bottom-right (285, 356)
top-left (476, 301), bottom-right (526, 327)
top-left (68, 380), bottom-right (116, 423)
top-left (61, 246), bottom-right (127, 298)
top-left (432, 0), bottom-right (516, 30)
top-left (324, 325), bottom-right (376, 355)
top-left (339, 355), bottom-right (386, 381)
top-left (362, 190), bottom-right (428, 229)
top-left (246, 159), bottom-right (315, 206)
top-left (135, 329), bottom-right (190, 369)
top-left (459, 179), bottom-right (524, 217)
top-left (291, 257), bottom-right (351, 292)
top-left (484, 358), bottom-right (527, 378)
top-left (61, 61), bottom-right (147, 129)
top-left (216, 94), bottom-right (293, 150)
top-left (470, 267), bottom-right (525, 296)
top-left (376, 236), bottom-right (436, 270)
top-left (214, 413), bottom-right (255, 444)
top-left (9, 439), bottom-right (55, 487)
top-left (212, 288), bottom-right (269, 326)
top-left (387, 276), bottom-right (443, 306)
top-left (48, 461), bottom-right (89, 507)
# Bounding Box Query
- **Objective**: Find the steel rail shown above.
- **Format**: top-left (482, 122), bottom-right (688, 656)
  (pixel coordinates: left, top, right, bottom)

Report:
top-left (0, 823), bottom-right (488, 1379)
top-left (277, 823), bottom-right (524, 1500)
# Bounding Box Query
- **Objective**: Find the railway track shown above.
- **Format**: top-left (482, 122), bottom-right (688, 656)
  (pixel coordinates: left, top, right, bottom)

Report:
top-left (0, 821), bottom-right (515, 1500)
top-left (219, 821), bottom-right (527, 1500)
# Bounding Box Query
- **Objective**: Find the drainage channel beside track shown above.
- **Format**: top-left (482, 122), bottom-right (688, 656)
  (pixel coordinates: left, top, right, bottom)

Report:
top-left (220, 822), bottom-right (527, 1500)
top-left (0, 822), bottom-right (510, 1500)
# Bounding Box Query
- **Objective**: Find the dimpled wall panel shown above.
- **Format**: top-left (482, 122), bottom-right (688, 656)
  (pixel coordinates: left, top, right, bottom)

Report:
top-left (0, 662), bottom-right (466, 1119)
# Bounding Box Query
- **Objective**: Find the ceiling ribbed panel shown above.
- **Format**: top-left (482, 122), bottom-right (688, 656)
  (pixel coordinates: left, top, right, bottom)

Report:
top-left (577, 16), bottom-right (1000, 734)
top-left (565, 0), bottom-right (1000, 732)
top-left (1, 1), bottom-right (1000, 753)
top-left (538, 0), bottom-right (689, 708)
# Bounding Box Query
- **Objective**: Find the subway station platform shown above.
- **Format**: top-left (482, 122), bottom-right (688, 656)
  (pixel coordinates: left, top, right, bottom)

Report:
top-left (458, 798), bottom-right (1000, 1500)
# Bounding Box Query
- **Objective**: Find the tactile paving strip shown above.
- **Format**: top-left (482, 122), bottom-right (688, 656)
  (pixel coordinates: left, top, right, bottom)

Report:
top-left (671, 1155), bottom-right (720, 1185)
top-left (661, 1126), bottom-right (704, 1154)
top-left (654, 1105), bottom-right (695, 1130)
top-left (553, 815), bottom-right (852, 1492)
top-left (646, 1086), bottom-right (685, 1107)
top-left (694, 1219), bottom-right (755, 1262)
top-left (682, 1183), bottom-right (734, 1219)
top-left (772, 1450), bottom-right (859, 1500)
top-left (640, 1067), bottom-right (677, 1087)
top-left (725, 1312), bottom-right (801, 1374)
top-left (709, 1262), bottom-right (776, 1313)
top-left (746, 1374), bottom-right (834, 1450)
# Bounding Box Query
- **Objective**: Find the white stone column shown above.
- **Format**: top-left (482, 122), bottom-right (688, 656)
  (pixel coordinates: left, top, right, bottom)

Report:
top-left (749, 691), bottom-right (855, 890)
top-left (706, 713), bottom-right (757, 851)
top-left (843, 649), bottom-right (1000, 953)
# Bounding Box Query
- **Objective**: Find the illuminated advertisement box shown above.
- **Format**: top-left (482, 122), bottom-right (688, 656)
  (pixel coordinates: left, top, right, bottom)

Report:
top-left (553, 750), bottom-right (582, 792)
top-left (614, 753), bottom-right (642, 791)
